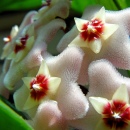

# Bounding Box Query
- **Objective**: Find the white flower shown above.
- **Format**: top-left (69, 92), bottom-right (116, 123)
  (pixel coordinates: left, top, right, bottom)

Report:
top-left (89, 84), bottom-right (130, 130)
top-left (14, 59), bottom-right (61, 111)
top-left (69, 7), bottom-right (118, 53)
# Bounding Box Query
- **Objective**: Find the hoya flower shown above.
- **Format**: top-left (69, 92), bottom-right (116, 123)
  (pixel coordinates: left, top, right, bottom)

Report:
top-left (1, 11), bottom-right (37, 61)
top-left (1, 0), bottom-right (70, 90)
top-left (69, 7), bottom-right (118, 53)
top-left (7, 24), bottom-right (35, 62)
top-left (57, 6), bottom-right (130, 86)
top-left (3, 18), bottom-right (66, 90)
top-left (89, 84), bottom-right (130, 130)
top-left (1, 25), bottom-right (19, 59)
top-left (14, 47), bottom-right (89, 120)
top-left (14, 59), bottom-right (61, 111)
top-left (68, 59), bottom-right (130, 130)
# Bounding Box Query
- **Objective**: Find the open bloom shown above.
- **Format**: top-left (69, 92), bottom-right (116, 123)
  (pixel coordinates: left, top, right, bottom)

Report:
top-left (1, 0), bottom-right (70, 90)
top-left (1, 25), bottom-right (19, 59)
top-left (14, 59), bottom-right (61, 110)
top-left (7, 24), bottom-right (35, 62)
top-left (3, 18), bottom-right (66, 90)
top-left (68, 59), bottom-right (130, 130)
top-left (58, 6), bottom-right (130, 86)
top-left (89, 84), bottom-right (130, 130)
top-left (14, 47), bottom-right (89, 121)
top-left (69, 7), bottom-right (118, 53)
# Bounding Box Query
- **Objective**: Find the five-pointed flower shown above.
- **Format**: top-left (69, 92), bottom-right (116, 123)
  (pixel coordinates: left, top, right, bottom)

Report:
top-left (68, 59), bottom-right (130, 130)
top-left (89, 84), bottom-right (130, 130)
top-left (7, 25), bottom-right (35, 62)
top-left (14, 59), bottom-right (61, 110)
top-left (1, 25), bottom-right (19, 59)
top-left (68, 7), bottom-right (118, 53)
top-left (58, 6), bottom-right (130, 86)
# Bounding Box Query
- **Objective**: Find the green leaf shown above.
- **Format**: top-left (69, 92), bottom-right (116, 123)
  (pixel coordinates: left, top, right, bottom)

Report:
top-left (71, 0), bottom-right (130, 14)
top-left (0, 0), bottom-right (42, 13)
top-left (0, 100), bottom-right (33, 130)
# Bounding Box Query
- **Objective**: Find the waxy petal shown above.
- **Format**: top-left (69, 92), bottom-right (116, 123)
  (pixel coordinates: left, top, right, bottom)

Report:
top-left (89, 97), bottom-right (109, 114)
top-left (93, 7), bottom-right (105, 23)
top-left (102, 23), bottom-right (118, 40)
top-left (68, 35), bottom-right (88, 48)
top-left (10, 25), bottom-right (19, 38)
top-left (112, 84), bottom-right (129, 104)
top-left (88, 39), bottom-right (102, 53)
top-left (74, 17), bottom-right (89, 32)
top-left (48, 77), bottom-right (61, 96)
top-left (37, 60), bottom-right (50, 77)
top-left (13, 85), bottom-right (29, 111)
top-left (22, 77), bottom-right (34, 89)
top-left (23, 95), bottom-right (42, 110)
top-left (15, 36), bottom-right (34, 62)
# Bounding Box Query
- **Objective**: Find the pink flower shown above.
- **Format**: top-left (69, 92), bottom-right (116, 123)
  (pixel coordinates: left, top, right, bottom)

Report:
top-left (89, 84), bottom-right (130, 130)
top-left (3, 19), bottom-right (66, 90)
top-left (14, 47), bottom-right (89, 120)
top-left (69, 59), bottom-right (130, 130)
top-left (69, 7), bottom-right (118, 53)
top-left (0, 0), bottom-right (70, 92)
top-left (14, 59), bottom-right (61, 111)
top-left (57, 6), bottom-right (130, 86)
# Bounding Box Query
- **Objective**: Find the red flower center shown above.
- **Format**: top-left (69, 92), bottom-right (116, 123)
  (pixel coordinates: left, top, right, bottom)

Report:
top-left (30, 74), bottom-right (49, 101)
top-left (102, 100), bottom-right (130, 129)
top-left (80, 19), bottom-right (104, 42)
top-left (14, 34), bottom-right (28, 53)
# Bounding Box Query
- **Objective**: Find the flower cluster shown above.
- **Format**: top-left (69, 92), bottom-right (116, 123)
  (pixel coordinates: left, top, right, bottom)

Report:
top-left (1, 0), bottom-right (130, 130)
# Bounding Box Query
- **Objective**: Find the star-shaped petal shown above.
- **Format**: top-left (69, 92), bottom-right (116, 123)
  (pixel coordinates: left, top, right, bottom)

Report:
top-left (1, 25), bottom-right (19, 59)
top-left (69, 7), bottom-right (118, 53)
top-left (14, 47), bottom-right (89, 121)
top-left (7, 25), bottom-right (35, 62)
top-left (89, 84), bottom-right (130, 130)
top-left (58, 6), bottom-right (130, 86)
top-left (14, 59), bottom-right (61, 110)
top-left (3, 18), bottom-right (66, 90)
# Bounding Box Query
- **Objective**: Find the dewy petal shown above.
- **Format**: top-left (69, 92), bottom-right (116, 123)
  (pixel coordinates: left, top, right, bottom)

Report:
top-left (48, 77), bottom-right (61, 96)
top-left (68, 35), bottom-right (88, 48)
top-left (74, 17), bottom-right (89, 32)
top-left (102, 23), bottom-right (118, 40)
top-left (37, 60), bottom-right (50, 77)
top-left (88, 39), bottom-right (102, 53)
top-left (89, 97), bottom-right (109, 114)
top-left (112, 84), bottom-right (129, 103)
top-left (93, 7), bottom-right (105, 23)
